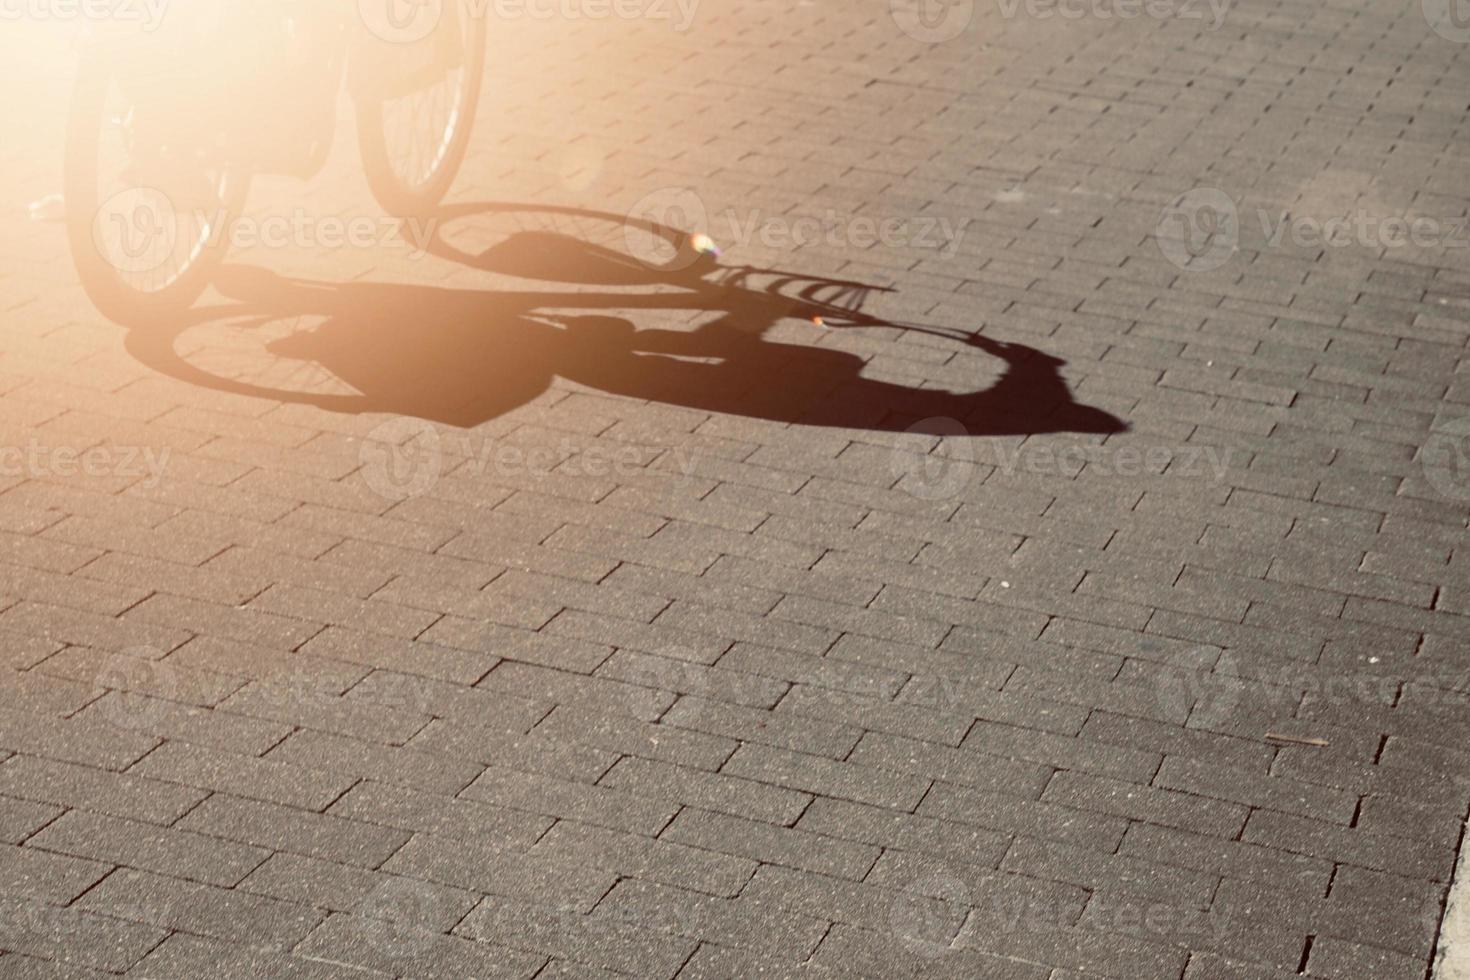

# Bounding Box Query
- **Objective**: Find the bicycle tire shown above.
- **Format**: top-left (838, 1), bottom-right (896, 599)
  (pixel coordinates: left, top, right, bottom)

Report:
top-left (65, 53), bottom-right (249, 324)
top-left (356, 8), bottom-right (487, 218)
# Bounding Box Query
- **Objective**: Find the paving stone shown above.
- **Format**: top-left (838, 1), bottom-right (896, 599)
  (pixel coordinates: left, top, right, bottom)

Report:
top-left (1117, 822), bottom-right (1333, 899)
top-left (265, 729), bottom-right (481, 796)
top-left (662, 695), bottom-right (862, 759)
top-left (808, 921), bottom-right (1051, 980)
top-left (461, 764), bottom-right (681, 837)
top-left (381, 833), bottom-right (616, 912)
top-left (1305, 936), bottom-right (1428, 980)
top-left (407, 719), bottom-right (614, 783)
top-left (71, 689), bottom-right (289, 755)
top-left (328, 777), bottom-right (550, 852)
top-left (1153, 754), bottom-right (1358, 825)
top-left (1241, 810), bottom-right (1456, 881)
top-left (611, 876), bottom-right (832, 960)
top-left (599, 755), bottom-right (810, 826)
top-left (796, 796), bottom-right (1010, 868)
top-left (128, 739), bottom-right (356, 812)
top-left (0, 951), bottom-right (118, 979)
top-left (966, 718), bottom-right (1161, 783)
top-left (25, 809), bottom-right (269, 887)
top-left (75, 867), bottom-right (324, 952)
top-left (0, 896), bottom-right (166, 973)
top-left (775, 683), bottom-right (978, 746)
top-left (174, 795), bottom-right (410, 869)
top-left (0, 753), bottom-right (207, 825)
top-left (721, 742), bottom-right (930, 811)
top-left (237, 852), bottom-right (387, 913)
top-left (1042, 771), bottom-right (1251, 839)
top-left (0, 844), bottom-right (110, 905)
top-left (532, 701), bottom-right (739, 777)
top-left (918, 780), bottom-right (1128, 852)
top-left (0, 796), bottom-right (62, 845)
top-left (293, 912), bottom-right (546, 980)
top-left (661, 808), bottom-right (879, 881)
top-left (846, 731), bottom-right (1053, 799)
top-left (675, 942), bottom-right (856, 980)
top-left (533, 819), bottom-right (756, 898)
top-left (1000, 836), bottom-right (1218, 911)
top-left (456, 893), bottom-right (698, 977)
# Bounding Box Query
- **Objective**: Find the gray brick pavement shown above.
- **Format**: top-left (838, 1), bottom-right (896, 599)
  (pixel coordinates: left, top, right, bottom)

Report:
top-left (1, 0), bottom-right (1470, 976)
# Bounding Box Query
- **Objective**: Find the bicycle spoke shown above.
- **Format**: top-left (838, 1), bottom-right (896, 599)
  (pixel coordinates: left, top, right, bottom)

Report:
top-left (376, 30), bottom-right (472, 194)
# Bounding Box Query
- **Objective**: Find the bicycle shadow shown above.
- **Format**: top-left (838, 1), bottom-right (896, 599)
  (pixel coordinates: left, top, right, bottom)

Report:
top-left (126, 203), bottom-right (1129, 437)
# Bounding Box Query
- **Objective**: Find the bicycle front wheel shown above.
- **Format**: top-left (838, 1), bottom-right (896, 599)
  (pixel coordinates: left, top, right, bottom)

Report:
top-left (356, 3), bottom-right (487, 218)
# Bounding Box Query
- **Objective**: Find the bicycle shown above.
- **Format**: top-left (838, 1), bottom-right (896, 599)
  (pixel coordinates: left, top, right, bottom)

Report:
top-left (65, 1), bottom-right (486, 324)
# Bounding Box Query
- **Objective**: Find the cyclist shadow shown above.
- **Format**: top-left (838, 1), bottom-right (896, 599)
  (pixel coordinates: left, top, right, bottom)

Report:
top-left (134, 204), bottom-right (1129, 437)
